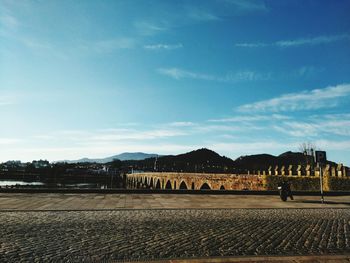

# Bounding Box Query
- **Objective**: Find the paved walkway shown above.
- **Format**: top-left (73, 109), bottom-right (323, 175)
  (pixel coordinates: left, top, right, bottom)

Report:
top-left (0, 193), bottom-right (349, 210)
top-left (147, 254), bottom-right (350, 262)
top-left (1, 193), bottom-right (350, 262)
top-left (0, 208), bottom-right (349, 262)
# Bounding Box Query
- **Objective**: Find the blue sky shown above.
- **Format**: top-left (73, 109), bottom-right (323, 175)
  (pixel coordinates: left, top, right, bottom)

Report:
top-left (1, 0), bottom-right (350, 165)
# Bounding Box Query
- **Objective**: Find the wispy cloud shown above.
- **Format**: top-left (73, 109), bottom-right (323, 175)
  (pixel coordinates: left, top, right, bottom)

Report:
top-left (186, 8), bottom-right (221, 21)
top-left (209, 114), bottom-right (290, 123)
top-left (0, 96), bottom-right (14, 106)
top-left (157, 67), bottom-right (270, 82)
top-left (238, 84), bottom-right (350, 112)
top-left (80, 37), bottom-right (136, 53)
top-left (235, 43), bottom-right (267, 48)
top-left (223, 0), bottom-right (268, 12)
top-left (276, 34), bottom-right (350, 47)
top-left (0, 12), bottom-right (19, 31)
top-left (0, 16), bottom-right (68, 59)
top-left (295, 66), bottom-right (324, 77)
top-left (0, 138), bottom-right (20, 145)
top-left (168, 122), bottom-right (196, 127)
top-left (134, 0), bottom-right (267, 37)
top-left (274, 115), bottom-right (350, 138)
top-left (50, 128), bottom-right (188, 144)
top-left (134, 21), bottom-right (168, 36)
top-left (157, 68), bottom-right (215, 81)
top-left (235, 33), bottom-right (350, 48)
top-left (144, 43), bottom-right (183, 50)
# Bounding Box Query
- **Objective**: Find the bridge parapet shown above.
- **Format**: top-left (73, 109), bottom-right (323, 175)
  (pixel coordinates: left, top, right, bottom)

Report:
top-left (127, 172), bottom-right (265, 190)
top-left (127, 163), bottom-right (349, 191)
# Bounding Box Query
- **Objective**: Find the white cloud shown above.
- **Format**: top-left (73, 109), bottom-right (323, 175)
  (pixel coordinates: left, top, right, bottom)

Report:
top-left (235, 33), bottom-right (350, 48)
top-left (144, 43), bottom-right (183, 50)
top-left (223, 71), bottom-right (271, 81)
top-left (296, 66), bottom-right (324, 77)
top-left (238, 84), bottom-right (350, 112)
top-left (0, 13), bottom-right (19, 31)
top-left (134, 21), bottom-right (168, 36)
top-left (209, 114), bottom-right (290, 123)
top-left (81, 37), bottom-right (136, 53)
top-left (157, 68), bottom-right (215, 81)
top-left (168, 122), bottom-right (196, 127)
top-left (187, 8), bottom-right (221, 21)
top-left (224, 0), bottom-right (268, 12)
top-left (274, 117), bottom-right (350, 138)
top-left (235, 43), bottom-right (267, 48)
top-left (0, 96), bottom-right (14, 106)
top-left (276, 34), bottom-right (350, 47)
top-left (0, 138), bottom-right (20, 145)
top-left (157, 67), bottom-right (270, 82)
top-left (42, 128), bottom-right (189, 144)
top-left (314, 139), bottom-right (350, 151)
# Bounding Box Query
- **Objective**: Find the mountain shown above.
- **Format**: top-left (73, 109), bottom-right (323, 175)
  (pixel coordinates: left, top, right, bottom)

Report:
top-left (124, 148), bottom-right (236, 173)
top-left (161, 148), bottom-right (234, 166)
top-left (62, 152), bottom-right (160, 163)
top-left (60, 149), bottom-right (343, 171)
top-left (233, 151), bottom-right (338, 171)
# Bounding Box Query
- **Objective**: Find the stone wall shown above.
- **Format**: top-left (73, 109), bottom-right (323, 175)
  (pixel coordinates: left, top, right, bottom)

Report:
top-left (127, 164), bottom-right (350, 191)
top-left (127, 172), bottom-right (265, 190)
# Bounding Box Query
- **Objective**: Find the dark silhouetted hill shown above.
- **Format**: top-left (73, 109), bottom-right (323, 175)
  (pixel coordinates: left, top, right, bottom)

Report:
top-left (124, 148), bottom-right (236, 173)
top-left (233, 151), bottom-right (338, 172)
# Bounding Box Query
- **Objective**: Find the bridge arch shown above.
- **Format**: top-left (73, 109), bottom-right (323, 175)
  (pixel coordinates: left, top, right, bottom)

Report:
top-left (165, 180), bottom-right (172, 189)
top-left (220, 185), bottom-right (225, 190)
top-left (179, 181), bottom-right (188, 190)
top-left (155, 179), bottom-right (161, 189)
top-left (200, 182), bottom-right (211, 190)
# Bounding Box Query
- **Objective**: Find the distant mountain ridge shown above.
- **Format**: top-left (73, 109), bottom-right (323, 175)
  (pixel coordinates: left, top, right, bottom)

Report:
top-left (124, 149), bottom-right (345, 173)
top-left (59, 148), bottom-right (345, 170)
top-left (62, 152), bottom-right (160, 163)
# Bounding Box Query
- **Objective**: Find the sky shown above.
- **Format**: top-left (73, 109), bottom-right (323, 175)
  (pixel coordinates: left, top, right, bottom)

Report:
top-left (1, 0), bottom-right (350, 165)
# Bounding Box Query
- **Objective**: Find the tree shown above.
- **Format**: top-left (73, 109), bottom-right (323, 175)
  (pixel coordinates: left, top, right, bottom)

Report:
top-left (299, 142), bottom-right (316, 156)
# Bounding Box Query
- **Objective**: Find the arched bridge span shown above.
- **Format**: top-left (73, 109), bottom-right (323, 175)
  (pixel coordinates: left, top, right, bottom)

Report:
top-left (127, 172), bottom-right (265, 190)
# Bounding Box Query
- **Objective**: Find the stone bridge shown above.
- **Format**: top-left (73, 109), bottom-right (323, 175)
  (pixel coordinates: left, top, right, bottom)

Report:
top-left (127, 172), bottom-right (265, 190)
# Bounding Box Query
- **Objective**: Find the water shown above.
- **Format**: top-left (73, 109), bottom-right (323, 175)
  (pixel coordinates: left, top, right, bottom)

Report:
top-left (0, 180), bottom-right (111, 189)
top-left (0, 180), bottom-right (44, 186)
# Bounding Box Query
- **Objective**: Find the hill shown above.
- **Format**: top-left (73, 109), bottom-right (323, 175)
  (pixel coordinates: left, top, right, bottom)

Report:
top-left (123, 148), bottom-right (236, 173)
top-left (62, 152), bottom-right (159, 163)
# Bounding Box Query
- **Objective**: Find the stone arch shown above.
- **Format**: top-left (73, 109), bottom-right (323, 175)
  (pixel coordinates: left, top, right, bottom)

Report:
top-left (200, 182), bottom-right (211, 190)
top-left (220, 185), bottom-right (225, 190)
top-left (165, 180), bottom-right (172, 189)
top-left (149, 177), bottom-right (154, 188)
top-left (179, 181), bottom-right (188, 190)
top-left (174, 180), bottom-right (177, 190)
top-left (155, 179), bottom-right (161, 189)
top-left (191, 182), bottom-right (195, 190)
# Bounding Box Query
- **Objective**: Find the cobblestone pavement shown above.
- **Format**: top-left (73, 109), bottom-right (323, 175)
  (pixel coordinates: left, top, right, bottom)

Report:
top-left (1, 193), bottom-right (349, 210)
top-left (0, 208), bottom-right (349, 262)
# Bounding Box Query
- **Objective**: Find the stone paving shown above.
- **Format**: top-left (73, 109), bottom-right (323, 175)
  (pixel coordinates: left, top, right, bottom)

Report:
top-left (0, 208), bottom-right (350, 262)
top-left (1, 193), bottom-right (350, 210)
